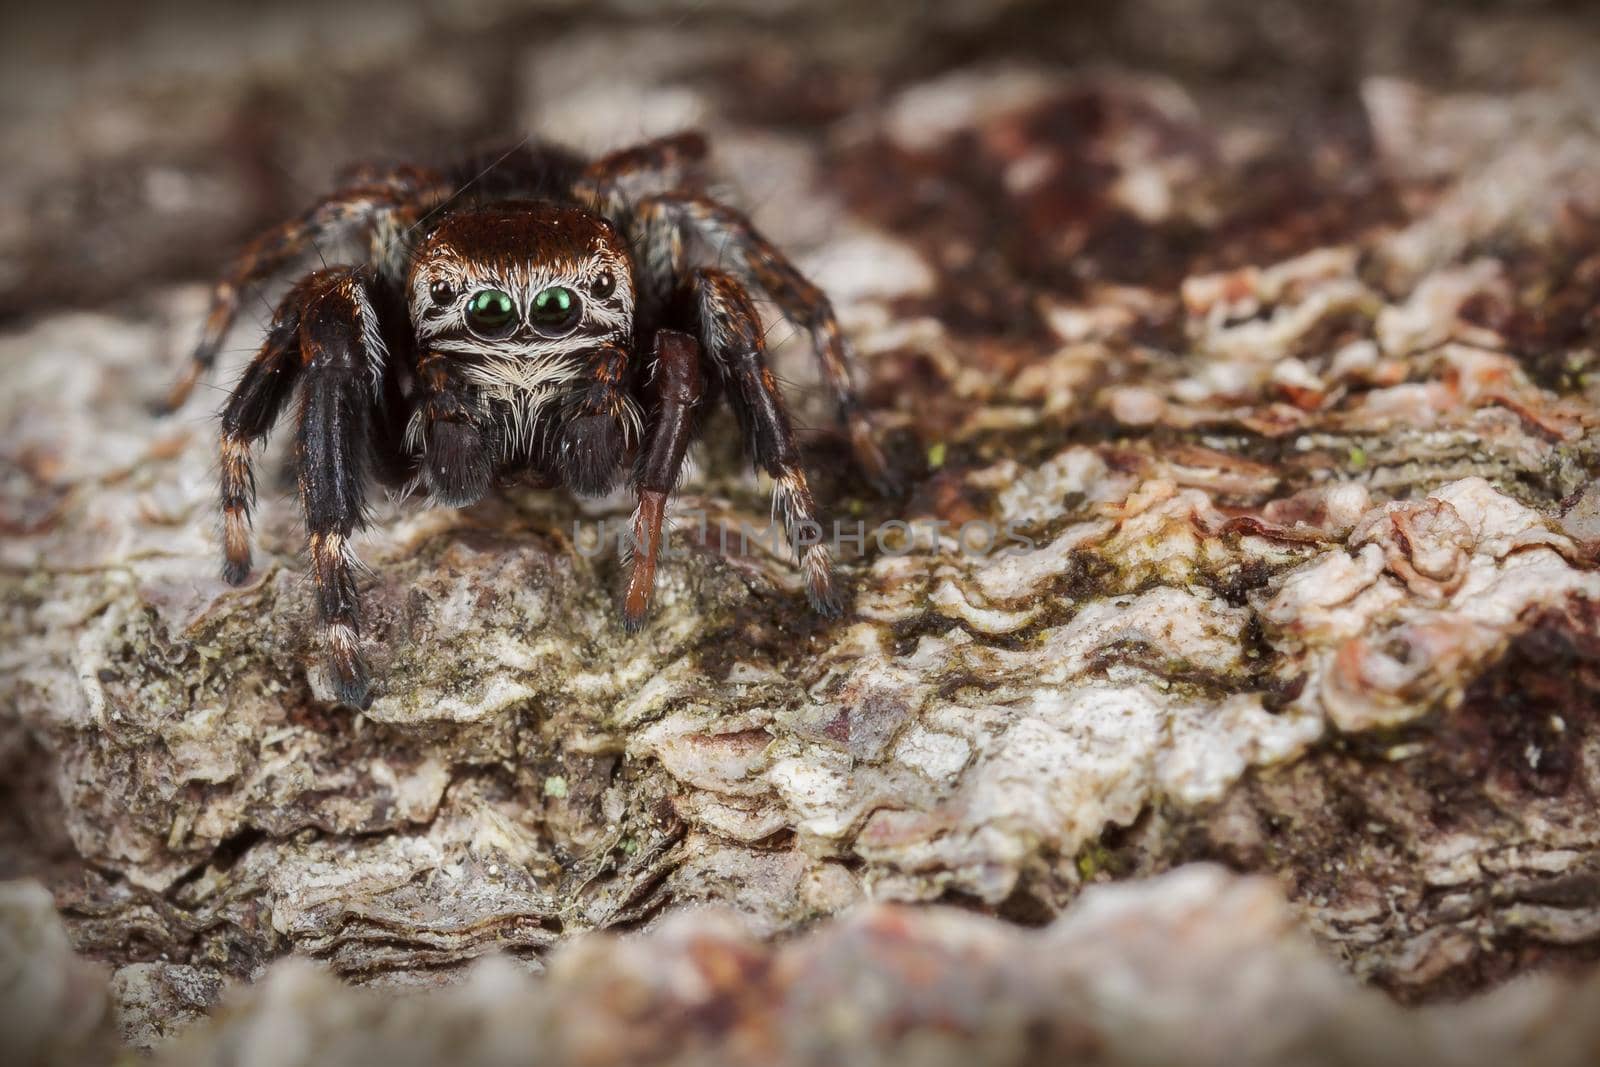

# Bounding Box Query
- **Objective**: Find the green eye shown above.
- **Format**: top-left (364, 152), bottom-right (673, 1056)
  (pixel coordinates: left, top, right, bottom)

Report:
top-left (530, 286), bottom-right (579, 328)
top-left (467, 289), bottom-right (516, 332)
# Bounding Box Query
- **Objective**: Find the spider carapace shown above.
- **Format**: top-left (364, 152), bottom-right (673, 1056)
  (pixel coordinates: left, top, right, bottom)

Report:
top-left (167, 133), bottom-right (894, 709)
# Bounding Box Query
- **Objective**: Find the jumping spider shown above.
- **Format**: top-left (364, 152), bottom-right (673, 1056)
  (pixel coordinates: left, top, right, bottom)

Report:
top-left (168, 133), bottom-right (893, 709)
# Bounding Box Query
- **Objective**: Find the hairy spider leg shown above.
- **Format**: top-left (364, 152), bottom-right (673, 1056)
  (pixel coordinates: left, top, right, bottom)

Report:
top-left (575, 130), bottom-right (711, 213)
top-left (644, 195), bottom-right (897, 495)
top-left (624, 329), bottom-right (703, 630)
top-left (587, 130), bottom-right (709, 182)
top-left (293, 269), bottom-right (388, 709)
top-left (166, 175), bottom-right (445, 411)
top-left (217, 277), bottom-right (319, 584)
top-left (618, 196), bottom-right (689, 329)
top-left (687, 269), bottom-right (841, 616)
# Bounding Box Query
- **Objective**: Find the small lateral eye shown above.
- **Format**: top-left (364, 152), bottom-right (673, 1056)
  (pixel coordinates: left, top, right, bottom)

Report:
top-left (428, 279), bottom-right (455, 305)
top-left (590, 270), bottom-right (615, 298)
top-left (467, 289), bottom-right (517, 333)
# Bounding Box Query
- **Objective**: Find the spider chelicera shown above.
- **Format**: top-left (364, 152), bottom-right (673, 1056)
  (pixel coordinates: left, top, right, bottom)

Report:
top-left (167, 133), bottom-right (894, 708)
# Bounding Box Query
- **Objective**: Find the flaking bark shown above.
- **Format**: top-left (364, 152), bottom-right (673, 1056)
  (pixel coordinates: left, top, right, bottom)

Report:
top-left (4, 1), bottom-right (1600, 1060)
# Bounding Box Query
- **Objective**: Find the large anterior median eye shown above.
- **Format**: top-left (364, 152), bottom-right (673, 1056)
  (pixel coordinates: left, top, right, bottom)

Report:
top-left (466, 289), bottom-right (516, 334)
top-left (530, 286), bottom-right (580, 333)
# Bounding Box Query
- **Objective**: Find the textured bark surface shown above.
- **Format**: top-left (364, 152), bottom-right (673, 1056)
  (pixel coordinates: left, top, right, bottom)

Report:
top-left (4, 1), bottom-right (1600, 1062)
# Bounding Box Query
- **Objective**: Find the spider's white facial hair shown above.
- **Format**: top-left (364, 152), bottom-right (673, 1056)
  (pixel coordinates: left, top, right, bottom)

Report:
top-left (463, 347), bottom-right (586, 461)
top-left (410, 260), bottom-right (638, 461)
top-left (404, 336), bottom-right (645, 466)
top-left (404, 202), bottom-right (643, 465)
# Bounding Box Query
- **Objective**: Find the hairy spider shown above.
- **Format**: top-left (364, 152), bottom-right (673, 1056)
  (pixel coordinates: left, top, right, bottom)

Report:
top-left (167, 133), bottom-right (894, 709)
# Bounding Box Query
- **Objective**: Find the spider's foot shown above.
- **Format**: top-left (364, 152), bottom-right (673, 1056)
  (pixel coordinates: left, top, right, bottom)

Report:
top-left (622, 560), bottom-right (656, 633)
top-left (222, 509), bottom-right (253, 585)
top-left (325, 626), bottom-right (373, 710)
top-left (849, 414), bottom-right (902, 497)
top-left (330, 667), bottom-right (373, 711)
top-left (622, 489), bottom-right (666, 632)
top-left (802, 545), bottom-right (843, 618)
top-left (221, 557), bottom-right (252, 587)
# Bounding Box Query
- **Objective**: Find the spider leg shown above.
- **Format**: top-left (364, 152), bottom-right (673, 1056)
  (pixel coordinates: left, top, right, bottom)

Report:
top-left (575, 131), bottom-right (709, 212)
top-left (588, 131), bottom-right (709, 182)
top-left (642, 195), bottom-right (897, 495)
top-left (624, 329), bottom-right (703, 630)
top-left (688, 269), bottom-right (841, 616)
top-left (216, 277), bottom-right (322, 584)
top-left (293, 268), bottom-right (388, 709)
top-left (165, 175), bottom-right (442, 412)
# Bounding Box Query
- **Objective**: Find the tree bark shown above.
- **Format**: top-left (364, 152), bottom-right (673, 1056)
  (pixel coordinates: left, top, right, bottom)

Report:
top-left (4, 1), bottom-right (1600, 1061)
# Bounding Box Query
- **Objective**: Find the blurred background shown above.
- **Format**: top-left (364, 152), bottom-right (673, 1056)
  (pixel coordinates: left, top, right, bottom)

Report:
top-left (6, 0), bottom-right (1597, 330)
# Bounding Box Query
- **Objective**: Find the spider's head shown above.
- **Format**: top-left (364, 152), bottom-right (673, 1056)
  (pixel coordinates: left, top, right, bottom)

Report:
top-left (405, 201), bottom-right (641, 496)
top-left (408, 200), bottom-right (635, 354)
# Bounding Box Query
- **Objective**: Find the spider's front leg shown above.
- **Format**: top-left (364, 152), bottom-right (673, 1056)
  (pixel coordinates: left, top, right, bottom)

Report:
top-left (165, 171), bottom-right (446, 412)
top-left (642, 196), bottom-right (898, 495)
top-left (687, 269), bottom-right (842, 616)
top-left (573, 131), bottom-right (710, 214)
top-left (217, 277), bottom-right (318, 584)
top-left (623, 330), bottom-right (703, 630)
top-left (293, 270), bottom-right (388, 709)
